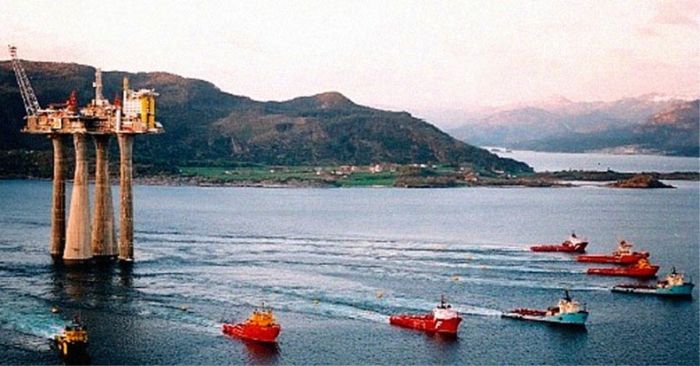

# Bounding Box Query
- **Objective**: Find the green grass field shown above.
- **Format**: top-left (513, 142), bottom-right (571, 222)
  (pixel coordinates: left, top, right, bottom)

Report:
top-left (335, 171), bottom-right (396, 187)
top-left (178, 166), bottom-right (398, 187)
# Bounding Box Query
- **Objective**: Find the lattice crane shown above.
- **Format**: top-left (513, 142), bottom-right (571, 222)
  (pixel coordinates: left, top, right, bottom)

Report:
top-left (8, 45), bottom-right (41, 116)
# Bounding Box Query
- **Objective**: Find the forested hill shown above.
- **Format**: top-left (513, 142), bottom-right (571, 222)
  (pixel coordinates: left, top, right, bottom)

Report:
top-left (0, 60), bottom-right (531, 174)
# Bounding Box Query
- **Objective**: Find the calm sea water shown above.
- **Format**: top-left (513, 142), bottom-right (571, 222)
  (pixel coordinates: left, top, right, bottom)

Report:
top-left (493, 149), bottom-right (700, 173)
top-left (1, 158), bottom-right (698, 364)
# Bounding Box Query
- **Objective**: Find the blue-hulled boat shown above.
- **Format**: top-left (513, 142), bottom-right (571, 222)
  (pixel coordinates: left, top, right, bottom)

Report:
top-left (612, 267), bottom-right (694, 298)
top-left (502, 291), bottom-right (588, 326)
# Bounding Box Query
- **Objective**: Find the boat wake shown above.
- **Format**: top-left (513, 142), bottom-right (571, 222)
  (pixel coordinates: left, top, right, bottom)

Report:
top-left (0, 307), bottom-right (63, 341)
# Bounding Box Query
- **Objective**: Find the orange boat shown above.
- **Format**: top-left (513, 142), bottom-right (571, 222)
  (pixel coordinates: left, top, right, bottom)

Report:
top-left (576, 240), bottom-right (649, 264)
top-left (530, 232), bottom-right (588, 253)
top-left (587, 258), bottom-right (659, 278)
top-left (222, 304), bottom-right (281, 343)
top-left (389, 296), bottom-right (462, 335)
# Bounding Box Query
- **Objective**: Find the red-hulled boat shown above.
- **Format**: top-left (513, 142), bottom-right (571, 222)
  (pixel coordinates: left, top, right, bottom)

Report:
top-left (530, 232), bottom-right (588, 253)
top-left (587, 258), bottom-right (659, 278)
top-left (576, 240), bottom-right (649, 264)
top-left (389, 296), bottom-right (462, 335)
top-left (222, 304), bottom-right (281, 343)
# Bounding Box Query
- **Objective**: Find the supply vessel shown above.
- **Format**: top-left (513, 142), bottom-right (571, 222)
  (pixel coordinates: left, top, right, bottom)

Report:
top-left (587, 258), bottom-right (659, 278)
top-left (530, 232), bottom-right (588, 253)
top-left (612, 268), bottom-right (694, 297)
top-left (576, 240), bottom-right (649, 264)
top-left (222, 304), bottom-right (281, 343)
top-left (389, 296), bottom-right (462, 335)
top-left (502, 291), bottom-right (588, 326)
top-left (53, 315), bottom-right (88, 359)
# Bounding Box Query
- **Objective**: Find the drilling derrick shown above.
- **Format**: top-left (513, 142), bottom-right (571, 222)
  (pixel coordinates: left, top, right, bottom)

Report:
top-left (8, 45), bottom-right (163, 264)
top-left (9, 45), bottom-right (66, 258)
top-left (8, 45), bottom-right (41, 116)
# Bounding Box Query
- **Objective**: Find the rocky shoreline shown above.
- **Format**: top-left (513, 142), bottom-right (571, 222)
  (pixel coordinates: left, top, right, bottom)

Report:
top-left (134, 175), bottom-right (334, 188)
top-left (606, 174), bottom-right (675, 189)
top-left (126, 171), bottom-right (697, 189)
top-left (2, 170), bottom-right (697, 189)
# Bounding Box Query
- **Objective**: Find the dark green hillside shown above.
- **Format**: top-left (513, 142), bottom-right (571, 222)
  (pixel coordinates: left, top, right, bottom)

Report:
top-left (214, 92), bottom-right (530, 172)
top-left (0, 61), bottom-right (531, 175)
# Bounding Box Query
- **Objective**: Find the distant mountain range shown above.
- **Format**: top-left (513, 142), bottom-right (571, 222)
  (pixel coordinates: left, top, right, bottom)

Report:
top-left (0, 60), bottom-right (531, 175)
top-left (448, 95), bottom-right (699, 156)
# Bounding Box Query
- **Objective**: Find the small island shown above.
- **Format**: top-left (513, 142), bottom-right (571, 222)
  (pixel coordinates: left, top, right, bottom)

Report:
top-left (125, 165), bottom-right (697, 188)
top-left (606, 174), bottom-right (674, 189)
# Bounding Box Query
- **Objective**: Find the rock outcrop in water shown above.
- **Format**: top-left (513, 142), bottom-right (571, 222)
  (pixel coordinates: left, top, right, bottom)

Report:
top-left (607, 174), bottom-right (674, 189)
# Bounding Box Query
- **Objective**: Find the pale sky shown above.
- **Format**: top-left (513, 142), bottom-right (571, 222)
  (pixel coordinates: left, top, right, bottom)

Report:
top-left (1, 0), bottom-right (698, 126)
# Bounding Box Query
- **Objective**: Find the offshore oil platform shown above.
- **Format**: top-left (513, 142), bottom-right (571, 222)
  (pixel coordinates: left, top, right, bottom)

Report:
top-left (8, 45), bottom-right (163, 263)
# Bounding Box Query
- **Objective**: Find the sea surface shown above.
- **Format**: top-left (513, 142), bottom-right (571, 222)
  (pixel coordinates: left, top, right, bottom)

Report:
top-left (1, 155), bottom-right (698, 364)
top-left (492, 149), bottom-right (700, 173)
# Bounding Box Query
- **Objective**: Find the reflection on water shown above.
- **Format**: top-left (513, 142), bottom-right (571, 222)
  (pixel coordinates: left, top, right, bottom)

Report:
top-left (425, 332), bottom-right (461, 365)
top-left (242, 340), bottom-right (280, 364)
top-left (548, 323), bottom-right (588, 335)
top-left (118, 263), bottom-right (133, 289)
top-left (56, 347), bottom-right (91, 366)
top-left (49, 262), bottom-right (133, 306)
top-left (46, 262), bottom-right (136, 365)
top-left (0, 180), bottom-right (697, 365)
top-left (427, 332), bottom-right (460, 345)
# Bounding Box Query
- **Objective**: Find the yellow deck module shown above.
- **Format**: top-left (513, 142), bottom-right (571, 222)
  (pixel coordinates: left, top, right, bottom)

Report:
top-left (139, 95), bottom-right (157, 129)
top-left (140, 96), bottom-right (149, 125)
top-left (149, 95), bottom-right (156, 129)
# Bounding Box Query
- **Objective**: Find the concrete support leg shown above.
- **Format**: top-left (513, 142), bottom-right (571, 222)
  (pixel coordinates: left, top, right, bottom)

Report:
top-left (64, 133), bottom-right (93, 262)
top-left (118, 134), bottom-right (134, 262)
top-left (50, 134), bottom-right (65, 260)
top-left (91, 135), bottom-right (117, 260)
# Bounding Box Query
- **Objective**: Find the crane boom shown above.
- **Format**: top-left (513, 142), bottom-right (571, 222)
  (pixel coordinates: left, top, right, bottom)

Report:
top-left (8, 45), bottom-right (41, 116)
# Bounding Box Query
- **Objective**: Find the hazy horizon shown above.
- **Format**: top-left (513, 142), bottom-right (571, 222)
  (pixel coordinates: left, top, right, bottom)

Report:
top-left (1, 0), bottom-right (698, 128)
